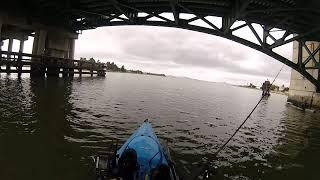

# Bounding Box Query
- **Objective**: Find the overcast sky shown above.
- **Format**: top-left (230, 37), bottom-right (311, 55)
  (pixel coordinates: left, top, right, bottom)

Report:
top-left (75, 25), bottom-right (292, 87)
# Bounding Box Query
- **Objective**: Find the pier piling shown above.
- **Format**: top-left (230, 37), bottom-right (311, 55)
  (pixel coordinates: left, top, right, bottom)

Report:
top-left (1, 51), bottom-right (106, 77)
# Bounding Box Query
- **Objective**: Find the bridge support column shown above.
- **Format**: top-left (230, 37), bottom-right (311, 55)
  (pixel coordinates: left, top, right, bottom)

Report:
top-left (288, 41), bottom-right (320, 109)
top-left (45, 31), bottom-right (76, 58)
top-left (31, 29), bottom-right (77, 77)
top-left (62, 68), bottom-right (68, 77)
top-left (45, 30), bottom-right (77, 77)
top-left (17, 38), bottom-right (24, 77)
top-left (68, 39), bottom-right (75, 77)
top-left (6, 38), bottom-right (13, 74)
top-left (31, 29), bottom-right (47, 77)
top-left (68, 39), bottom-right (75, 59)
top-left (0, 18), bottom-right (2, 51)
top-left (0, 18), bottom-right (2, 72)
top-left (46, 67), bottom-right (60, 77)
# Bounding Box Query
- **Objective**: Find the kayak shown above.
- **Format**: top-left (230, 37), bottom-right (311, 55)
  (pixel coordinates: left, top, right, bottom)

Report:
top-left (95, 119), bottom-right (177, 180)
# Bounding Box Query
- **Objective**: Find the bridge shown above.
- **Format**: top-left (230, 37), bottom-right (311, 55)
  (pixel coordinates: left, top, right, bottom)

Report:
top-left (1, 0), bottom-right (320, 108)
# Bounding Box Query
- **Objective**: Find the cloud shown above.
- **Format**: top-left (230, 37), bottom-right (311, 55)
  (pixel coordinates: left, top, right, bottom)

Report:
top-left (75, 26), bottom-right (292, 86)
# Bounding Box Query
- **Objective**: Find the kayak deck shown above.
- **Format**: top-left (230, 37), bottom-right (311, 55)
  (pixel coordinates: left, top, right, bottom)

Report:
top-left (117, 120), bottom-right (168, 176)
top-left (95, 119), bottom-right (177, 180)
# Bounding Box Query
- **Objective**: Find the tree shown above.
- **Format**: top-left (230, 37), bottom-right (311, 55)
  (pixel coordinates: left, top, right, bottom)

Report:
top-left (249, 83), bottom-right (256, 88)
top-left (120, 65), bottom-right (126, 72)
top-left (89, 57), bottom-right (95, 63)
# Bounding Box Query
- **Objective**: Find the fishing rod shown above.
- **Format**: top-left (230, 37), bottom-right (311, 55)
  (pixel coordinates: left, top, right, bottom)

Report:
top-left (193, 65), bottom-right (284, 180)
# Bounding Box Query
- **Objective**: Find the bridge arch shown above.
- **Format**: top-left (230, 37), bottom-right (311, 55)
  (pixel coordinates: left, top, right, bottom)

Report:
top-left (75, 13), bottom-right (320, 89)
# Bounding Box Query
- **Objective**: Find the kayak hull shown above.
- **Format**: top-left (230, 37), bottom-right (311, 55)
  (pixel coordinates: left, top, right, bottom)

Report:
top-left (95, 119), bottom-right (177, 180)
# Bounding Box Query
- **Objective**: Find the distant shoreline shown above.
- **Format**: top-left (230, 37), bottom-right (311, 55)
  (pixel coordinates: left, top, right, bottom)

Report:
top-left (235, 85), bottom-right (258, 90)
top-left (144, 72), bottom-right (166, 77)
top-left (107, 71), bottom-right (166, 77)
top-left (235, 85), bottom-right (288, 96)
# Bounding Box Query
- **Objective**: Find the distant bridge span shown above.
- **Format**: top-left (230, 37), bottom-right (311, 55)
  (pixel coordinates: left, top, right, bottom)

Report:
top-left (1, 0), bottom-right (320, 89)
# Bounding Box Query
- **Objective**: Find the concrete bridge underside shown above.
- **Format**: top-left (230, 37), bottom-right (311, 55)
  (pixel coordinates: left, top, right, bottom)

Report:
top-left (1, 0), bottom-right (320, 108)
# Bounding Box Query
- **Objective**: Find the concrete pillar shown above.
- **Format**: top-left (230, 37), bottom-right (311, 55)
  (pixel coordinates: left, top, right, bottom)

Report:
top-left (46, 67), bottom-right (60, 77)
top-left (0, 18), bottom-right (2, 51)
top-left (45, 31), bottom-right (76, 58)
top-left (31, 30), bottom-right (47, 77)
top-left (6, 38), bottom-right (13, 74)
top-left (68, 39), bottom-right (75, 77)
top-left (32, 29), bottom-right (47, 56)
top-left (8, 38), bottom-right (13, 52)
top-left (44, 31), bottom-right (77, 77)
top-left (0, 18), bottom-right (2, 70)
top-left (19, 39), bottom-right (24, 53)
top-left (0, 17), bottom-right (2, 38)
top-left (30, 29), bottom-right (77, 77)
top-left (62, 68), bottom-right (68, 77)
top-left (288, 41), bottom-right (320, 109)
top-left (17, 38), bottom-right (24, 76)
top-left (69, 39), bottom-right (75, 59)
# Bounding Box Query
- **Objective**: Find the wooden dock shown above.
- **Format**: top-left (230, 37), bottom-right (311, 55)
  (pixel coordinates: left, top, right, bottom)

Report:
top-left (0, 51), bottom-right (106, 77)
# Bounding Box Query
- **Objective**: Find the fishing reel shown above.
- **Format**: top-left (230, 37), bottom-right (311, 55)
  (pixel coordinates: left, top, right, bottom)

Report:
top-left (94, 141), bottom-right (120, 180)
top-left (191, 165), bottom-right (218, 180)
top-left (93, 155), bottom-right (111, 180)
top-left (202, 166), bottom-right (218, 180)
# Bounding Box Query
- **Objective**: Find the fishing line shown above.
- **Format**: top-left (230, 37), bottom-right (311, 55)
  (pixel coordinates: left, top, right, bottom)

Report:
top-left (193, 65), bottom-right (284, 180)
top-left (213, 65), bottom-right (284, 157)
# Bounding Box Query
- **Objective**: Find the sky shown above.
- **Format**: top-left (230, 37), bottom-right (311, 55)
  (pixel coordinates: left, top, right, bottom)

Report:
top-left (74, 25), bottom-right (293, 87)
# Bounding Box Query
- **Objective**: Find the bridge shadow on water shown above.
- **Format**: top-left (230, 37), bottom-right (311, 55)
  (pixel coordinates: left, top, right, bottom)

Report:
top-left (0, 76), bottom-right (95, 180)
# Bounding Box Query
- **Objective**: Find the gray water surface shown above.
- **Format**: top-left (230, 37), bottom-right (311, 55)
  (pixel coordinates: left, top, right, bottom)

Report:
top-left (0, 72), bottom-right (319, 180)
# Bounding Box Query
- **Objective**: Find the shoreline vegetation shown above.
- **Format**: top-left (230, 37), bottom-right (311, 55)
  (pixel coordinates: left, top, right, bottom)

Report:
top-left (106, 61), bottom-right (166, 77)
top-left (236, 83), bottom-right (289, 96)
top-left (107, 70), bottom-right (166, 77)
top-left (79, 57), bottom-right (165, 77)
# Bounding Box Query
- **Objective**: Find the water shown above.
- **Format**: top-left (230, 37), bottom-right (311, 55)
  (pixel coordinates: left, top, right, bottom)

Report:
top-left (0, 72), bottom-right (320, 180)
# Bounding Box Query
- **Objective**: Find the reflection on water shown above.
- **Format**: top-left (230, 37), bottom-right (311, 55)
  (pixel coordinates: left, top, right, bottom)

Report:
top-left (0, 72), bottom-right (320, 180)
top-left (0, 76), bottom-right (94, 179)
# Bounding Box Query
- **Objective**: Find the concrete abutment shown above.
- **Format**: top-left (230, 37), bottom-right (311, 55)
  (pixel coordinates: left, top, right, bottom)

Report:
top-left (288, 41), bottom-right (320, 109)
top-left (30, 28), bottom-right (78, 77)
